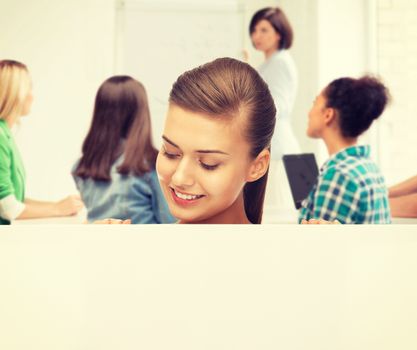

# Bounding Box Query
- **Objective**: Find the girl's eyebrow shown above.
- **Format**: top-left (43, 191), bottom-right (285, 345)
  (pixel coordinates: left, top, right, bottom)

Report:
top-left (162, 135), bottom-right (229, 155)
top-left (196, 149), bottom-right (229, 155)
top-left (162, 135), bottom-right (180, 148)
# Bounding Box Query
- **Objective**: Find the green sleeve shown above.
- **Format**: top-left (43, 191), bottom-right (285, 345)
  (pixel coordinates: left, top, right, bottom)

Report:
top-left (0, 135), bottom-right (15, 200)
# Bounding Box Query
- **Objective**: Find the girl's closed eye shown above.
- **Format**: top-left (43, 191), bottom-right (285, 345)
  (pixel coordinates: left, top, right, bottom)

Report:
top-left (199, 160), bottom-right (220, 171)
top-left (162, 147), bottom-right (180, 160)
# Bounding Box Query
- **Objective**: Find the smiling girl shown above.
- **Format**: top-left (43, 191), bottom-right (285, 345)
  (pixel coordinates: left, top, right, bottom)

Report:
top-left (156, 57), bottom-right (276, 224)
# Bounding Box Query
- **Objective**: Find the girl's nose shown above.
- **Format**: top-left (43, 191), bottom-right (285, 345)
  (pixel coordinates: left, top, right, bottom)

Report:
top-left (171, 158), bottom-right (195, 188)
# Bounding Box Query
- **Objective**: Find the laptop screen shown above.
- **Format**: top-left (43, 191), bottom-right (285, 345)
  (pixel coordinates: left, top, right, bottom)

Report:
top-left (282, 154), bottom-right (319, 209)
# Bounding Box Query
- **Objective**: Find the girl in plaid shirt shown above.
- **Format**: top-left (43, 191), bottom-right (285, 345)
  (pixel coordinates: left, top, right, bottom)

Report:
top-left (299, 76), bottom-right (391, 224)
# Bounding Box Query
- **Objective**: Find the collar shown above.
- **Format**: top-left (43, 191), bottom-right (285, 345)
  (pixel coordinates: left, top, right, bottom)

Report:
top-left (321, 145), bottom-right (370, 172)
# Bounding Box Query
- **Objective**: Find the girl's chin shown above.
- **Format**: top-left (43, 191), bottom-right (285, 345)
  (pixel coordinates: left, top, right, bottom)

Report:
top-left (169, 209), bottom-right (209, 225)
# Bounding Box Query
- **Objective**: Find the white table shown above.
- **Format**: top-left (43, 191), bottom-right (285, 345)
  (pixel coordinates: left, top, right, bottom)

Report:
top-left (1, 225), bottom-right (417, 350)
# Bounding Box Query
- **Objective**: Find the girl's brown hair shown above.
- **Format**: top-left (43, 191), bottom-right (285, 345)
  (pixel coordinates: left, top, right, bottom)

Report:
top-left (75, 76), bottom-right (158, 181)
top-left (169, 58), bottom-right (276, 224)
top-left (249, 7), bottom-right (294, 50)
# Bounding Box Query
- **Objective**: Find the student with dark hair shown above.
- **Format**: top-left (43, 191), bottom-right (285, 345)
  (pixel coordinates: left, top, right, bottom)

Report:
top-left (0, 59), bottom-right (83, 224)
top-left (156, 57), bottom-right (276, 224)
top-left (249, 7), bottom-right (300, 211)
top-left (300, 75), bottom-right (391, 224)
top-left (73, 76), bottom-right (175, 224)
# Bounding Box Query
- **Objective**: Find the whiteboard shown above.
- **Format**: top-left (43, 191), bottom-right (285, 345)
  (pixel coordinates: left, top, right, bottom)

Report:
top-left (116, 0), bottom-right (245, 146)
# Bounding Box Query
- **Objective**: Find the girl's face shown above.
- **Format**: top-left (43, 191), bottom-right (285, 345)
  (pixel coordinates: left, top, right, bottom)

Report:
top-left (251, 19), bottom-right (281, 54)
top-left (21, 89), bottom-right (33, 117)
top-left (156, 104), bottom-right (256, 224)
top-left (307, 91), bottom-right (329, 138)
top-left (20, 77), bottom-right (33, 117)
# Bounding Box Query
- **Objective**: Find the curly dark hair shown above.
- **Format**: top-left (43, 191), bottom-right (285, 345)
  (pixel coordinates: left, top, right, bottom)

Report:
top-left (324, 76), bottom-right (390, 138)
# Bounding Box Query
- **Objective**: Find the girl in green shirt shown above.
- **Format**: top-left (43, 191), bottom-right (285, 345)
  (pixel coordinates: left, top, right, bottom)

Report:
top-left (0, 60), bottom-right (83, 224)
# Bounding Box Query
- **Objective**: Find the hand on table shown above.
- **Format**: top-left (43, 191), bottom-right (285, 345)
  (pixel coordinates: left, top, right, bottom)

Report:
top-left (56, 194), bottom-right (84, 216)
top-left (301, 218), bottom-right (341, 225)
top-left (92, 218), bottom-right (131, 224)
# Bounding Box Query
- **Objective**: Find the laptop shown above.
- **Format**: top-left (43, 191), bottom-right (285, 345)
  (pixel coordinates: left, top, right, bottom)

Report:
top-left (282, 153), bottom-right (319, 209)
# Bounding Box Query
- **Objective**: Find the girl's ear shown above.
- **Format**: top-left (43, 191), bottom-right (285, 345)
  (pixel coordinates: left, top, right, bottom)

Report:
top-left (324, 107), bottom-right (337, 126)
top-left (246, 149), bottom-right (270, 183)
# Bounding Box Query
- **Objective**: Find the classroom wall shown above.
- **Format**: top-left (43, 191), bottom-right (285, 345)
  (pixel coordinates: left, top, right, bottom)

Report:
top-left (376, 0), bottom-right (417, 184)
top-left (0, 0), bottom-right (115, 200)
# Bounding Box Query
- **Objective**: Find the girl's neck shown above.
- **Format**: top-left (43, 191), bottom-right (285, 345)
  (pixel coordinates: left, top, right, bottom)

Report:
top-left (5, 115), bottom-right (18, 128)
top-left (264, 47), bottom-right (279, 60)
top-left (324, 133), bottom-right (357, 156)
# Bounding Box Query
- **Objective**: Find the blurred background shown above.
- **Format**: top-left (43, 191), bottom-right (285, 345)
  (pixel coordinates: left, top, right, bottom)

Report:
top-left (1, 0), bottom-right (416, 200)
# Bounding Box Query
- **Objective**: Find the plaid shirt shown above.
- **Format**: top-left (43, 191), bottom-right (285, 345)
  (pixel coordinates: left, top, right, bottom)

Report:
top-left (299, 145), bottom-right (391, 224)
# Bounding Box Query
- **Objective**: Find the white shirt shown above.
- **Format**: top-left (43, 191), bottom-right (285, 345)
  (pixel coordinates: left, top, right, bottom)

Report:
top-left (258, 49), bottom-right (300, 159)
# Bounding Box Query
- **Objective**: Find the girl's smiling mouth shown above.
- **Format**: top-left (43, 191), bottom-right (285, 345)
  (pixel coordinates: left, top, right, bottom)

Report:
top-left (170, 187), bottom-right (205, 206)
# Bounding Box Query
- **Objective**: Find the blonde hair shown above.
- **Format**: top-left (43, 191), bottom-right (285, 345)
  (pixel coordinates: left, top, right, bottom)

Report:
top-left (0, 60), bottom-right (32, 123)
